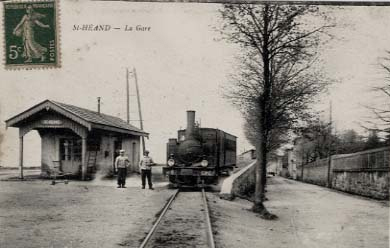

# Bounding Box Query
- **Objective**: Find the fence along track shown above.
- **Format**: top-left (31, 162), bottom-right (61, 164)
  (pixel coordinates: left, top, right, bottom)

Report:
top-left (139, 188), bottom-right (216, 248)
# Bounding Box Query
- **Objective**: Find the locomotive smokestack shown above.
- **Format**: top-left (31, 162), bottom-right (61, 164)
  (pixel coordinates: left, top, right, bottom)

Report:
top-left (186, 110), bottom-right (195, 139)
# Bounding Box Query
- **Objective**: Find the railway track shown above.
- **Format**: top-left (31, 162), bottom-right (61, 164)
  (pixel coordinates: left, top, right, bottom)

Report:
top-left (139, 188), bottom-right (215, 248)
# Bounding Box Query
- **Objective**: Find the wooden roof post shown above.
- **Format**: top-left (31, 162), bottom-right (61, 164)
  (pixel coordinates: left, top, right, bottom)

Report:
top-left (19, 133), bottom-right (24, 180)
top-left (81, 137), bottom-right (87, 180)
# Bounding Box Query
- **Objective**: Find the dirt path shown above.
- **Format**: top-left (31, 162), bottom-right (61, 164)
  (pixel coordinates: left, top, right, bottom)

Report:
top-left (209, 176), bottom-right (389, 248)
top-left (0, 179), bottom-right (173, 248)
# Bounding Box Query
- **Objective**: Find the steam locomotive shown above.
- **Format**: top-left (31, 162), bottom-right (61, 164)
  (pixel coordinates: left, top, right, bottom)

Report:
top-left (162, 111), bottom-right (237, 187)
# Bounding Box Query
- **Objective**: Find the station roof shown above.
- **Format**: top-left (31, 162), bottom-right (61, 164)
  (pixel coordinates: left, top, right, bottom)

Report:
top-left (5, 99), bottom-right (149, 137)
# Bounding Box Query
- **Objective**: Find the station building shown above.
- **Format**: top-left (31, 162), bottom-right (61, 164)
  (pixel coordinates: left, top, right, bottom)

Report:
top-left (5, 99), bottom-right (148, 180)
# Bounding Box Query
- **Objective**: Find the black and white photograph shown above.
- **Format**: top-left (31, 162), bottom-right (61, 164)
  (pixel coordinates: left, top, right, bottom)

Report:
top-left (0, 1), bottom-right (389, 247)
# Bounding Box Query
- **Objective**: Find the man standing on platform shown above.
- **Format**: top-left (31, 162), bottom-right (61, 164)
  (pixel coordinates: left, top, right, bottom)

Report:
top-left (115, 149), bottom-right (130, 188)
top-left (139, 150), bottom-right (155, 190)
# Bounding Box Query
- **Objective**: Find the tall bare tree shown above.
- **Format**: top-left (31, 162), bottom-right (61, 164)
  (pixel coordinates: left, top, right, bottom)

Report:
top-left (365, 51), bottom-right (390, 132)
top-left (0, 132), bottom-right (3, 161)
top-left (244, 114), bottom-right (289, 153)
top-left (219, 4), bottom-right (333, 218)
top-left (361, 51), bottom-right (390, 146)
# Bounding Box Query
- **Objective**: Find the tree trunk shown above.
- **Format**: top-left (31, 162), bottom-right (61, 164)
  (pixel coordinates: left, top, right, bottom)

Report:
top-left (252, 130), bottom-right (276, 219)
top-left (261, 143), bottom-right (267, 199)
top-left (253, 111), bottom-right (265, 208)
top-left (251, 4), bottom-right (277, 220)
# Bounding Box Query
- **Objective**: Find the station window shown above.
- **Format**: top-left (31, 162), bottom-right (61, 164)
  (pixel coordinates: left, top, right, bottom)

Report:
top-left (60, 138), bottom-right (82, 161)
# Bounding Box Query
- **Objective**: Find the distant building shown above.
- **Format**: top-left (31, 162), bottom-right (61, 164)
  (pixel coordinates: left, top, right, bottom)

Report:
top-left (238, 149), bottom-right (256, 162)
top-left (5, 100), bottom-right (148, 180)
top-left (281, 148), bottom-right (297, 179)
top-left (238, 149), bottom-right (282, 175)
top-left (267, 153), bottom-right (283, 176)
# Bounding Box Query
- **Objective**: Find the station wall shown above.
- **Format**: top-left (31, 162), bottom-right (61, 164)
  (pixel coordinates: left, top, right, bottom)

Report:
top-left (122, 137), bottom-right (141, 172)
top-left (41, 132), bottom-right (57, 174)
top-left (95, 136), bottom-right (115, 175)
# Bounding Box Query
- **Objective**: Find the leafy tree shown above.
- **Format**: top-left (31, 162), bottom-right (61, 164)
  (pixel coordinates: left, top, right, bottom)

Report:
top-left (384, 132), bottom-right (390, 145)
top-left (219, 4), bottom-right (333, 218)
top-left (337, 129), bottom-right (365, 153)
top-left (295, 118), bottom-right (336, 161)
top-left (364, 129), bottom-right (384, 150)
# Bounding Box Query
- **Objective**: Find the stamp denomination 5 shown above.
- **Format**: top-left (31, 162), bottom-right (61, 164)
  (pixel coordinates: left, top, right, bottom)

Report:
top-left (3, 0), bottom-right (60, 69)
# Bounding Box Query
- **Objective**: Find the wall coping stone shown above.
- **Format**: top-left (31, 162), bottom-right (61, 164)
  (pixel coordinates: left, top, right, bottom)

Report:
top-left (333, 147), bottom-right (390, 160)
top-left (219, 160), bottom-right (256, 200)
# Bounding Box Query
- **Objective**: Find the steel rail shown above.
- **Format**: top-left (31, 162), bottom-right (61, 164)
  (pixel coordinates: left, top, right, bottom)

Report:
top-left (202, 188), bottom-right (216, 248)
top-left (139, 189), bottom-right (180, 248)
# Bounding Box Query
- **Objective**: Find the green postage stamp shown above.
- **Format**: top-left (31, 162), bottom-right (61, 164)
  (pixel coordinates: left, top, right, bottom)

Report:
top-left (3, 0), bottom-right (59, 69)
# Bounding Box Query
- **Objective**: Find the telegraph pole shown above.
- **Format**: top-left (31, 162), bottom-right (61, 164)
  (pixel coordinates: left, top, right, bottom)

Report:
top-left (327, 100), bottom-right (333, 188)
top-left (126, 68), bottom-right (130, 124)
top-left (133, 67), bottom-right (146, 154)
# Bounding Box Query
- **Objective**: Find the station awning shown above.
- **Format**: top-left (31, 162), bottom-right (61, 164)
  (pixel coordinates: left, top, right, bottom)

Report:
top-left (5, 99), bottom-right (149, 138)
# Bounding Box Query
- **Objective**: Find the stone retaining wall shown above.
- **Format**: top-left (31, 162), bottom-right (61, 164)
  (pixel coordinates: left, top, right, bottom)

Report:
top-left (222, 147), bottom-right (389, 200)
top-left (297, 158), bottom-right (330, 187)
top-left (332, 170), bottom-right (389, 199)
top-left (295, 147), bottom-right (390, 200)
top-left (331, 147), bottom-right (390, 199)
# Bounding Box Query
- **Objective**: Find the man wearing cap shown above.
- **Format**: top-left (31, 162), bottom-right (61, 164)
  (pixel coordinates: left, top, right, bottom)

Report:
top-left (139, 150), bottom-right (155, 189)
top-left (115, 150), bottom-right (130, 188)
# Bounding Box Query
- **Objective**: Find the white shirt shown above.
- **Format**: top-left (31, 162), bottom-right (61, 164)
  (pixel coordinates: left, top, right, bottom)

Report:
top-left (139, 155), bottom-right (154, 170)
top-left (115, 155), bottom-right (129, 169)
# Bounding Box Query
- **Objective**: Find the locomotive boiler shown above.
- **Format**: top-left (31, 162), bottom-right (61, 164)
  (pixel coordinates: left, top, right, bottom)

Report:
top-left (163, 111), bottom-right (237, 187)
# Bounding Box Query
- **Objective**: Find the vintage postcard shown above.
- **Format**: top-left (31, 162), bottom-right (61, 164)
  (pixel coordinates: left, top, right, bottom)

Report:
top-left (0, 1), bottom-right (389, 248)
top-left (3, 0), bottom-right (59, 69)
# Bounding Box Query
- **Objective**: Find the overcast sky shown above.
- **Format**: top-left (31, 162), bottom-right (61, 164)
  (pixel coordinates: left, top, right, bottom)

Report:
top-left (1, 2), bottom-right (389, 166)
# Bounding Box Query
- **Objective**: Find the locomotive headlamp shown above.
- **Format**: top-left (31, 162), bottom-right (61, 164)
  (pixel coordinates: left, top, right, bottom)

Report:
top-left (167, 158), bottom-right (175, 167)
top-left (201, 159), bottom-right (208, 167)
